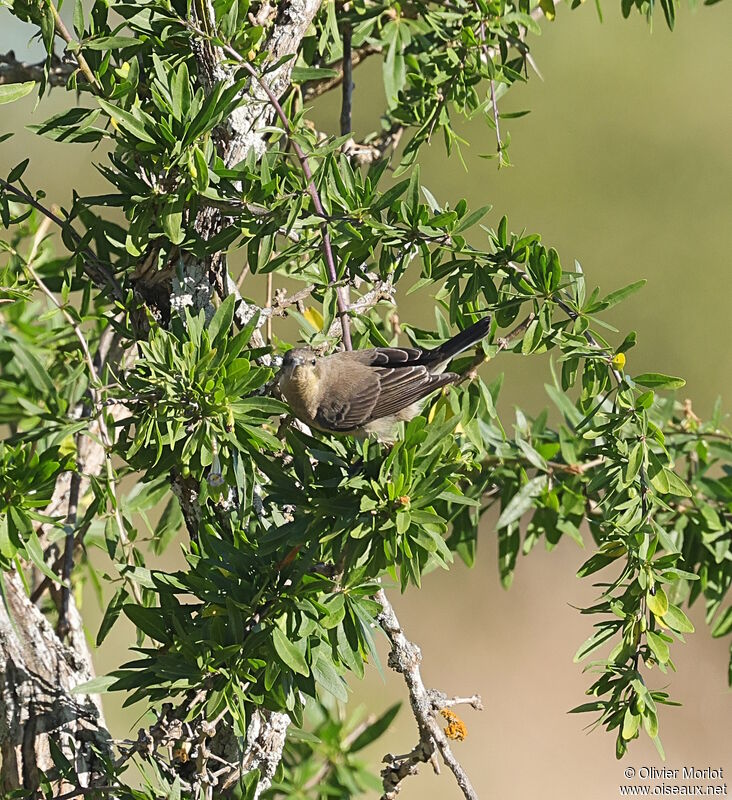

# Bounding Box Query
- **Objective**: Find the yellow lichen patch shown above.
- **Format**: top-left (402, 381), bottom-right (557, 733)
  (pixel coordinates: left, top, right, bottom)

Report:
top-left (440, 708), bottom-right (467, 741)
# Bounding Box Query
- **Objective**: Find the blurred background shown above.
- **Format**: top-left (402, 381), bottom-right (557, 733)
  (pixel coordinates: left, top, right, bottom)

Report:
top-left (2, 2), bottom-right (731, 797)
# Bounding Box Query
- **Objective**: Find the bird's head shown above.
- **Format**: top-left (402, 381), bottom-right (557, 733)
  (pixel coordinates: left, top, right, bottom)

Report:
top-left (279, 347), bottom-right (319, 382)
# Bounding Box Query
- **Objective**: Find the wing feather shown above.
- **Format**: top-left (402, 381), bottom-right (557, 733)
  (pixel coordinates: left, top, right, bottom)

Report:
top-left (368, 367), bottom-right (457, 420)
top-left (313, 366), bottom-right (381, 432)
top-left (350, 347), bottom-right (425, 367)
top-left (311, 351), bottom-right (458, 432)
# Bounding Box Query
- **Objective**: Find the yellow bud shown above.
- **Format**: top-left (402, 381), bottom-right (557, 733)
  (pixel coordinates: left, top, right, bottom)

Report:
top-left (611, 352), bottom-right (626, 370)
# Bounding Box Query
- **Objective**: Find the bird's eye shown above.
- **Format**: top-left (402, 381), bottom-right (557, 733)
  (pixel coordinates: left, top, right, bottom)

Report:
top-left (310, 358), bottom-right (316, 366)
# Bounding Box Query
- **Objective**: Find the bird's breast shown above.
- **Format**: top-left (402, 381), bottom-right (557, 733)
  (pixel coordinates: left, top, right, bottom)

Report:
top-left (279, 368), bottom-right (322, 426)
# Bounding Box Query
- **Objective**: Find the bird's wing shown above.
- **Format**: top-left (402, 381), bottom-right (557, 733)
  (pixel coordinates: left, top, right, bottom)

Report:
top-left (349, 349), bottom-right (458, 419)
top-left (313, 350), bottom-right (458, 432)
top-left (313, 364), bottom-right (382, 432)
top-left (349, 347), bottom-right (426, 367)
top-left (369, 367), bottom-right (457, 420)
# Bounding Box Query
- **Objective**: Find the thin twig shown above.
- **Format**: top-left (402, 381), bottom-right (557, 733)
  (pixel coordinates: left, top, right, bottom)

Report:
top-left (265, 283), bottom-right (316, 319)
top-left (0, 177), bottom-right (122, 298)
top-left (57, 470), bottom-right (81, 638)
top-left (340, 12), bottom-right (353, 137)
top-left (489, 78), bottom-right (503, 163)
top-left (47, 0), bottom-right (101, 90)
top-left (184, 20), bottom-right (353, 350)
top-left (37, 784), bottom-right (118, 800)
top-left (235, 263), bottom-right (250, 289)
top-left (265, 272), bottom-right (273, 344)
top-left (302, 44), bottom-right (381, 101)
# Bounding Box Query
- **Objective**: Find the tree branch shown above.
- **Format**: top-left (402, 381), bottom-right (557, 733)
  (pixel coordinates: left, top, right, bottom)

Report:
top-left (375, 589), bottom-right (480, 800)
top-left (0, 50), bottom-right (73, 86)
top-left (0, 572), bottom-right (111, 791)
top-left (302, 44), bottom-right (381, 101)
top-left (340, 12), bottom-right (353, 136)
top-left (186, 16), bottom-right (353, 349)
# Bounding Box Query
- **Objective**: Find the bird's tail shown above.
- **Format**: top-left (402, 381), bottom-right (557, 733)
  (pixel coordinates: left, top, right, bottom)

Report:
top-left (427, 315), bottom-right (492, 366)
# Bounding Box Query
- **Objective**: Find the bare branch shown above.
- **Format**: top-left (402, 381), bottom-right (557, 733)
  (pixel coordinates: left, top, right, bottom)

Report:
top-left (489, 78), bottom-right (503, 163)
top-left (0, 50), bottom-right (73, 86)
top-left (327, 277), bottom-right (396, 338)
top-left (302, 44), bottom-right (381, 101)
top-left (375, 589), bottom-right (480, 800)
top-left (340, 12), bottom-right (354, 136)
top-left (342, 123), bottom-right (404, 167)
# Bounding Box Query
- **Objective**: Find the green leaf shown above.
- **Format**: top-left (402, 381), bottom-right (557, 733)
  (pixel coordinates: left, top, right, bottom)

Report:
top-left (0, 82), bottom-right (35, 105)
top-left (171, 61), bottom-right (191, 120)
top-left (71, 674), bottom-right (117, 695)
top-left (711, 607), bottom-right (732, 638)
top-left (123, 604), bottom-right (168, 642)
top-left (97, 99), bottom-right (156, 144)
top-left (25, 531), bottom-right (62, 583)
top-left (646, 630), bottom-right (670, 664)
top-left (349, 703), bottom-right (401, 752)
top-left (291, 66), bottom-right (339, 82)
top-left (497, 476), bottom-right (547, 529)
top-left (634, 373), bottom-right (686, 390)
top-left (161, 199), bottom-right (185, 244)
top-left (624, 442), bottom-right (643, 485)
top-left (455, 204), bottom-right (492, 233)
top-left (209, 294), bottom-right (236, 343)
top-left (622, 707), bottom-right (640, 740)
top-left (647, 587), bottom-right (668, 618)
top-left (97, 588), bottom-right (127, 646)
top-left (596, 280), bottom-right (646, 310)
top-left (663, 469), bottom-right (691, 497)
top-left (272, 627), bottom-right (309, 676)
top-left (568, 701), bottom-right (607, 713)
top-left (663, 604), bottom-right (695, 634)
top-left (83, 35), bottom-right (141, 50)
top-left (312, 655), bottom-right (347, 701)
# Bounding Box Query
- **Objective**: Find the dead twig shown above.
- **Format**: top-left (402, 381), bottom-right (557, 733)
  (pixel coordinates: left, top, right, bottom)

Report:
top-left (375, 589), bottom-right (480, 800)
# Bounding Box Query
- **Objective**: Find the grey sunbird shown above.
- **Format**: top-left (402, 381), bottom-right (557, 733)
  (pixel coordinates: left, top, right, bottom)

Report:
top-left (277, 316), bottom-right (491, 440)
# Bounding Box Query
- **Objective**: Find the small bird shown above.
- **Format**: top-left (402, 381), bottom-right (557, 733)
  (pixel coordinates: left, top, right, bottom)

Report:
top-left (277, 316), bottom-right (491, 439)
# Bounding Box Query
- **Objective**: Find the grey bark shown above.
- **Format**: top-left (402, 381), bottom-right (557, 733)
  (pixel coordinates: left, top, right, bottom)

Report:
top-left (0, 572), bottom-right (110, 793)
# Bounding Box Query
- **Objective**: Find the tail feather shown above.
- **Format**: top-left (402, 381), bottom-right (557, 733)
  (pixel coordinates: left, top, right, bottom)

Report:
top-left (427, 316), bottom-right (491, 366)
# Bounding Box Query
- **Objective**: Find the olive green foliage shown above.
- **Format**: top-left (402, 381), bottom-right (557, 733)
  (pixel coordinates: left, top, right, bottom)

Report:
top-left (0, 0), bottom-right (730, 797)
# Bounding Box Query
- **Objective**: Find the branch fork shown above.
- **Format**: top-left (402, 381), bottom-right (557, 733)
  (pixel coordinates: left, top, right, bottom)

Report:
top-left (376, 589), bottom-right (481, 800)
